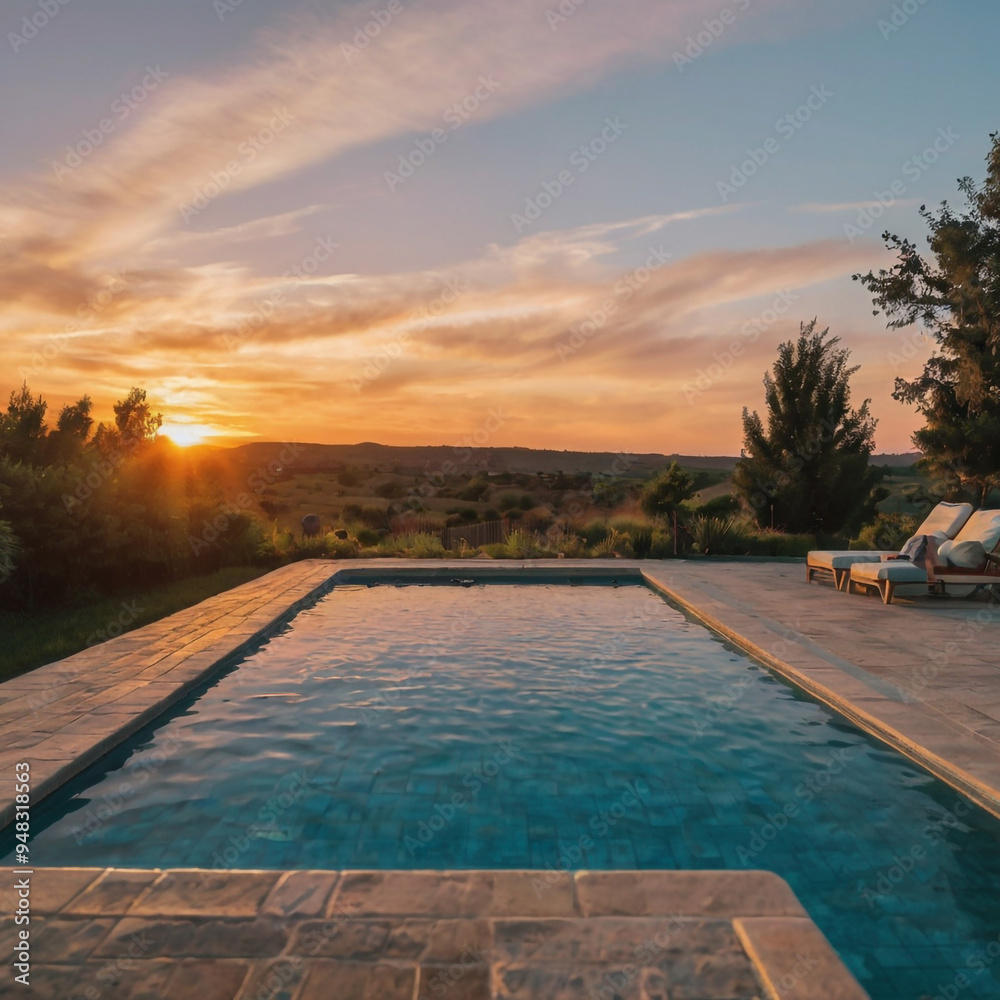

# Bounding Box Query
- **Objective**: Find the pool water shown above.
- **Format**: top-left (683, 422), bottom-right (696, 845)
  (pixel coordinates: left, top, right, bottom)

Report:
top-left (7, 583), bottom-right (1000, 999)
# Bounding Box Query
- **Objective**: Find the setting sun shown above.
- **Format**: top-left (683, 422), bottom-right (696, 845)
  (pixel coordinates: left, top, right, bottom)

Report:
top-left (157, 422), bottom-right (217, 447)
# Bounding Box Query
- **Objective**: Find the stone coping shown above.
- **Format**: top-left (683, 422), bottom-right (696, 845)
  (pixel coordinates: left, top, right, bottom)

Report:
top-left (0, 867), bottom-right (868, 999)
top-left (1, 559), bottom-right (999, 828)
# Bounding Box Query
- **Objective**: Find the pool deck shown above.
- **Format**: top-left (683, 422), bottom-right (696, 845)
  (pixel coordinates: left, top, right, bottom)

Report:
top-left (3, 555), bottom-right (999, 998)
top-left (0, 866), bottom-right (867, 999)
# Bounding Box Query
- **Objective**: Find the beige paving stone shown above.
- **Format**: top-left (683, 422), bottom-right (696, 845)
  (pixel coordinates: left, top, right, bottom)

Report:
top-left (332, 871), bottom-right (494, 918)
top-left (296, 959), bottom-right (417, 999)
top-left (14, 866), bottom-right (103, 913)
top-left (490, 869), bottom-right (578, 917)
top-left (735, 916), bottom-right (869, 1000)
top-left (575, 871), bottom-right (806, 919)
top-left (416, 961), bottom-right (492, 1000)
top-left (237, 956), bottom-right (308, 1000)
top-left (129, 870), bottom-right (282, 917)
top-left (94, 916), bottom-right (289, 958)
top-left (384, 918), bottom-right (492, 963)
top-left (261, 870), bottom-right (340, 918)
top-left (63, 869), bottom-right (162, 915)
top-left (33, 916), bottom-right (116, 962)
top-left (290, 918), bottom-right (393, 959)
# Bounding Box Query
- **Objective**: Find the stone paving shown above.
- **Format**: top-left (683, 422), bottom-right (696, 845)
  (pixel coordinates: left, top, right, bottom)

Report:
top-left (4, 554), bottom-right (1000, 998)
top-left (0, 867), bottom-right (867, 999)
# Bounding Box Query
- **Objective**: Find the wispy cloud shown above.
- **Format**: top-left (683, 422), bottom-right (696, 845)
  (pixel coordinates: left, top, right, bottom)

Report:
top-left (789, 198), bottom-right (922, 214)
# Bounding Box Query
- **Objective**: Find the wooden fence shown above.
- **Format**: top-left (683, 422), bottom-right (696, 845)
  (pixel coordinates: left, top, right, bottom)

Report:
top-left (440, 518), bottom-right (510, 551)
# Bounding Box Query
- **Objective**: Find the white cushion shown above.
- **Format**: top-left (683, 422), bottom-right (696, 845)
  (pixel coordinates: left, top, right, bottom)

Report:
top-left (917, 501), bottom-right (974, 539)
top-left (808, 550), bottom-right (883, 570)
top-left (938, 539), bottom-right (988, 569)
top-left (952, 510), bottom-right (1000, 549)
top-left (850, 560), bottom-right (928, 584)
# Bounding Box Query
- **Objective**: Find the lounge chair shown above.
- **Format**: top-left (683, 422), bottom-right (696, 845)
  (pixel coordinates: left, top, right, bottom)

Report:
top-left (806, 501), bottom-right (973, 591)
top-left (848, 509), bottom-right (1000, 604)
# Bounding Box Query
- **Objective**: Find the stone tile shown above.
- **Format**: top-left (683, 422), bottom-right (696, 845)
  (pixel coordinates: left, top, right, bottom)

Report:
top-left (34, 916), bottom-right (116, 962)
top-left (94, 916), bottom-right (289, 958)
top-left (4, 866), bottom-right (102, 913)
top-left (291, 918), bottom-right (394, 959)
top-left (735, 916), bottom-right (869, 999)
top-left (385, 918), bottom-right (492, 963)
top-left (417, 962), bottom-right (492, 1000)
top-left (261, 870), bottom-right (339, 918)
top-left (160, 958), bottom-right (253, 1000)
top-left (332, 871), bottom-right (494, 918)
top-left (494, 917), bottom-right (739, 965)
top-left (491, 869), bottom-right (577, 917)
top-left (63, 869), bottom-right (161, 915)
top-left (238, 957), bottom-right (308, 1000)
top-left (296, 960), bottom-right (417, 999)
top-left (129, 870), bottom-right (282, 917)
top-left (575, 871), bottom-right (806, 918)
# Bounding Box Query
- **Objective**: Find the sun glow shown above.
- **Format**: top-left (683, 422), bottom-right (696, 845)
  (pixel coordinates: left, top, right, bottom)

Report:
top-left (157, 422), bottom-right (217, 447)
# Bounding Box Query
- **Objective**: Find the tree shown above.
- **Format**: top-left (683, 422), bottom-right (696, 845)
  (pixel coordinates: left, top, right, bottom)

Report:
top-left (639, 462), bottom-right (695, 521)
top-left (0, 384), bottom-right (48, 465)
top-left (854, 132), bottom-right (1000, 506)
top-left (733, 321), bottom-right (884, 535)
top-left (592, 477), bottom-right (625, 517)
top-left (94, 387), bottom-right (162, 456)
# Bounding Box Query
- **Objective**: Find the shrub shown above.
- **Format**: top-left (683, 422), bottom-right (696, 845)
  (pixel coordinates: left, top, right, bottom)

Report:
top-left (687, 516), bottom-right (752, 555)
top-left (742, 530), bottom-right (816, 557)
top-left (341, 503), bottom-right (363, 522)
top-left (851, 511), bottom-right (919, 552)
top-left (593, 528), bottom-right (631, 558)
top-left (359, 505), bottom-right (388, 529)
top-left (498, 493), bottom-right (521, 512)
top-left (693, 494), bottom-right (741, 518)
top-left (640, 463), bottom-right (696, 521)
top-left (577, 519), bottom-right (609, 545)
top-left (355, 527), bottom-right (380, 546)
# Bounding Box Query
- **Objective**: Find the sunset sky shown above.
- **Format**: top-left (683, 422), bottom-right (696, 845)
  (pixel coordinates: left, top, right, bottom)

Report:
top-left (1, 0), bottom-right (997, 454)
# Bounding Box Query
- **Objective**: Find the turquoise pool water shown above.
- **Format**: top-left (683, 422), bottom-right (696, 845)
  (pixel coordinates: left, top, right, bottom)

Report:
top-left (6, 582), bottom-right (1000, 999)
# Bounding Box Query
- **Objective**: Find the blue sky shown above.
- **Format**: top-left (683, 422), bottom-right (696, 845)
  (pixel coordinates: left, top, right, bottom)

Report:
top-left (1, 0), bottom-right (997, 451)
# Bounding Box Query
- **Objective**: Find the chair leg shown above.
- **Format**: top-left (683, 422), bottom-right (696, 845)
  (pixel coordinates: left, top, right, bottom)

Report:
top-left (834, 569), bottom-right (848, 592)
top-left (881, 581), bottom-right (895, 605)
top-left (806, 564), bottom-right (813, 583)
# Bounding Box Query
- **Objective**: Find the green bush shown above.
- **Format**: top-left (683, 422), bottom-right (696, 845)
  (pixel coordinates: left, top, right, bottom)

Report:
top-left (851, 511), bottom-right (919, 552)
top-left (355, 527), bottom-right (381, 547)
top-left (687, 516), bottom-right (752, 555)
top-left (693, 494), bottom-right (741, 518)
top-left (578, 519), bottom-right (610, 545)
top-left (742, 529), bottom-right (816, 557)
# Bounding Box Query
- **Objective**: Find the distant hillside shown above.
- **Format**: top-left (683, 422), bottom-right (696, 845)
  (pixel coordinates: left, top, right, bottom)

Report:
top-left (205, 442), bottom-right (920, 476)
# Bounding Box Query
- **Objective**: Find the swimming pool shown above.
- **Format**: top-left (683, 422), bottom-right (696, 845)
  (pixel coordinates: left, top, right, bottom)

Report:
top-left (6, 582), bottom-right (1000, 999)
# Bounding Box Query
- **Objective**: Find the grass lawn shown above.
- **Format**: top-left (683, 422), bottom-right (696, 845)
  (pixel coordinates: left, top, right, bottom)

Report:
top-left (0, 565), bottom-right (269, 682)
